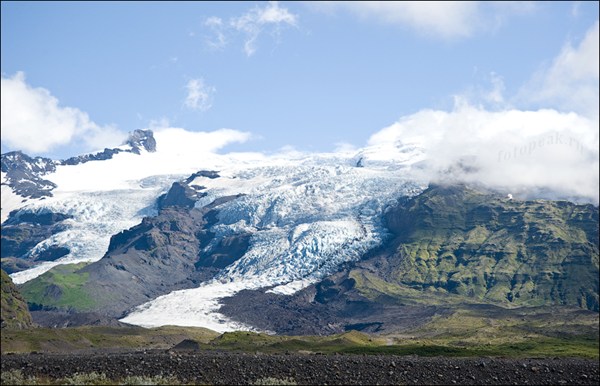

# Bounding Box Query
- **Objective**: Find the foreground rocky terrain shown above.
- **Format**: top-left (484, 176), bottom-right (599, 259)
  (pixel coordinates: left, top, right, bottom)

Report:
top-left (1, 350), bottom-right (598, 385)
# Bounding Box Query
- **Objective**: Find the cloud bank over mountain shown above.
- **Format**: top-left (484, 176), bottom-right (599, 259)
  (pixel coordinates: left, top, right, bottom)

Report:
top-left (369, 103), bottom-right (598, 204)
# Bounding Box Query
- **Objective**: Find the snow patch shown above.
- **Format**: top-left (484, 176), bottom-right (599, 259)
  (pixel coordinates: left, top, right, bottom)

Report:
top-left (1, 172), bottom-right (33, 223)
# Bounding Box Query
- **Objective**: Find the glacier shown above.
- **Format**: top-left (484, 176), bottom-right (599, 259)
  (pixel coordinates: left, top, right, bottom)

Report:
top-left (121, 161), bottom-right (425, 331)
top-left (3, 128), bottom-right (427, 331)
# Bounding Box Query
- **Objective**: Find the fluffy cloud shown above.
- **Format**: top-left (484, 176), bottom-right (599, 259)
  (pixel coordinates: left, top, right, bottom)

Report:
top-left (205, 1), bottom-right (298, 56)
top-left (184, 78), bottom-right (215, 111)
top-left (369, 102), bottom-right (599, 204)
top-left (519, 20), bottom-right (599, 119)
top-left (308, 1), bottom-right (534, 39)
top-left (1, 72), bottom-right (125, 155)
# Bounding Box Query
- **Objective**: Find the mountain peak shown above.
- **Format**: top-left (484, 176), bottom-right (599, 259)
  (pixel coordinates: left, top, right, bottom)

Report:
top-left (125, 129), bottom-right (156, 154)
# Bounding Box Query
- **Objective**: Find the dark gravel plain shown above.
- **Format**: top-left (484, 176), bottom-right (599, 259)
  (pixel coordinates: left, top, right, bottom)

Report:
top-left (2, 350), bottom-right (599, 385)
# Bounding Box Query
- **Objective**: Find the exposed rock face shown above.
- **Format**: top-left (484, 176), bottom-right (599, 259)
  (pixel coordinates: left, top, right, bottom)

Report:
top-left (185, 170), bottom-right (220, 183)
top-left (125, 129), bottom-right (157, 153)
top-left (1, 151), bottom-right (57, 199)
top-left (1, 269), bottom-right (33, 329)
top-left (61, 129), bottom-right (157, 165)
top-left (61, 148), bottom-right (125, 166)
top-left (157, 182), bottom-right (203, 210)
top-left (1, 210), bottom-right (72, 274)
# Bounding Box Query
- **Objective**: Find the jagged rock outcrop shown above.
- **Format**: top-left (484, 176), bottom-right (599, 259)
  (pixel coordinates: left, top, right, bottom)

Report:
top-left (61, 129), bottom-right (157, 165)
top-left (125, 129), bottom-right (156, 154)
top-left (0, 151), bottom-right (57, 199)
top-left (157, 181), bottom-right (203, 210)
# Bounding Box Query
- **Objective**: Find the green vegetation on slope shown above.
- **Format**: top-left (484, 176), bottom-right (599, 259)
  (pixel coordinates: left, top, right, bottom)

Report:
top-left (375, 184), bottom-right (599, 310)
top-left (1, 269), bottom-right (33, 329)
top-left (1, 305), bottom-right (597, 359)
top-left (204, 307), bottom-right (598, 358)
top-left (19, 263), bottom-right (96, 312)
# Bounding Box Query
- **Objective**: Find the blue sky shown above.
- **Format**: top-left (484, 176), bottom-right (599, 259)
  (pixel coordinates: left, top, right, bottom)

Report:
top-left (1, 1), bottom-right (599, 159)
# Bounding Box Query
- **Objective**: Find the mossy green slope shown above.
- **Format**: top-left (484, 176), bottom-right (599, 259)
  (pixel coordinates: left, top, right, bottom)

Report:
top-left (369, 184), bottom-right (599, 310)
top-left (1, 269), bottom-right (33, 329)
top-left (19, 263), bottom-right (97, 312)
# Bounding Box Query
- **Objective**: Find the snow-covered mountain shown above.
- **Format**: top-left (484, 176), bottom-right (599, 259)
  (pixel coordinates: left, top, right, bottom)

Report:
top-left (1, 128), bottom-right (428, 331)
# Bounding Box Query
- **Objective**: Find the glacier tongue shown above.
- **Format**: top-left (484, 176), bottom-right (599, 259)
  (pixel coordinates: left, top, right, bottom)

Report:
top-left (121, 162), bottom-right (424, 330)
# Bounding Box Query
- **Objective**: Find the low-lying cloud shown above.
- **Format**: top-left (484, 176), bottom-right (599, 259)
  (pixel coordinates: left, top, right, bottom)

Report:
top-left (369, 102), bottom-right (599, 204)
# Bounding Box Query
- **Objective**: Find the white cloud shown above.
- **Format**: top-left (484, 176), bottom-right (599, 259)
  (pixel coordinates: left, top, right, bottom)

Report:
top-left (369, 103), bottom-right (599, 204)
top-left (1, 72), bottom-right (125, 155)
top-left (323, 1), bottom-right (477, 38)
top-left (519, 20), bottom-right (599, 119)
top-left (153, 127), bottom-right (251, 155)
top-left (205, 1), bottom-right (298, 56)
top-left (308, 1), bottom-right (535, 39)
top-left (184, 78), bottom-right (215, 111)
top-left (204, 16), bottom-right (227, 50)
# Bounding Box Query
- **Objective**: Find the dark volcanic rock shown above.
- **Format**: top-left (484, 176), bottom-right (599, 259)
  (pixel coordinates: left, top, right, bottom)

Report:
top-left (170, 339), bottom-right (201, 352)
top-left (1, 210), bottom-right (72, 274)
top-left (219, 278), bottom-right (442, 335)
top-left (1, 352), bottom-right (598, 385)
top-left (185, 170), bottom-right (220, 183)
top-left (157, 182), bottom-right (201, 210)
top-left (4, 211), bottom-right (71, 226)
